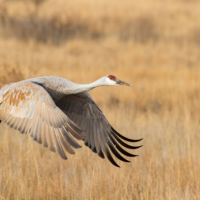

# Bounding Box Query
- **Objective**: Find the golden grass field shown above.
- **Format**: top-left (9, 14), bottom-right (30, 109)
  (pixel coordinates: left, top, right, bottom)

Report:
top-left (0, 0), bottom-right (200, 199)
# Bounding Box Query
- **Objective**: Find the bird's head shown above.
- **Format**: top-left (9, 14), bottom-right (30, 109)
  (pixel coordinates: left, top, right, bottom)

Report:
top-left (105, 75), bottom-right (133, 87)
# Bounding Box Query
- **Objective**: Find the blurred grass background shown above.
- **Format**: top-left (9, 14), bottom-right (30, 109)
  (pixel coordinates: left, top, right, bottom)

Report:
top-left (0, 0), bottom-right (200, 199)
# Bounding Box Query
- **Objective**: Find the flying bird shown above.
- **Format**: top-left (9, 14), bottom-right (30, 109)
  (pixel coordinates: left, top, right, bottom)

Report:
top-left (0, 75), bottom-right (142, 167)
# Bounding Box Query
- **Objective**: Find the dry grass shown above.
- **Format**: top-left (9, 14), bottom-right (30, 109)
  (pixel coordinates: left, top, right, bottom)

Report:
top-left (0, 0), bottom-right (200, 199)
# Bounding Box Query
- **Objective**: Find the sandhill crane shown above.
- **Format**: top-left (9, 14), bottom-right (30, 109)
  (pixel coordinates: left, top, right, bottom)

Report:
top-left (0, 75), bottom-right (142, 167)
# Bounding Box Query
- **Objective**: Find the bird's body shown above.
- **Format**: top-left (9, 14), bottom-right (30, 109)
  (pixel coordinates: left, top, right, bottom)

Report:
top-left (0, 75), bottom-right (142, 167)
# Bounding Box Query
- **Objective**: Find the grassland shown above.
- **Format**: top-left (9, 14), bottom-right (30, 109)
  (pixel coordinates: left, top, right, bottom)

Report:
top-left (0, 0), bottom-right (200, 199)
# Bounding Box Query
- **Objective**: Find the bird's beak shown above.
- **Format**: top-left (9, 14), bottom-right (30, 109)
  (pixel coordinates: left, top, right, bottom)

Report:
top-left (116, 79), bottom-right (133, 87)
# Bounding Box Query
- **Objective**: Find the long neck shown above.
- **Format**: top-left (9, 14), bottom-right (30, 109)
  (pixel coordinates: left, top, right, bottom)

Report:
top-left (66, 78), bottom-right (106, 94)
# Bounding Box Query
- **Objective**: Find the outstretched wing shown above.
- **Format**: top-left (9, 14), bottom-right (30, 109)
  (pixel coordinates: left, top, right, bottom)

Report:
top-left (0, 81), bottom-right (84, 159)
top-left (56, 92), bottom-right (142, 167)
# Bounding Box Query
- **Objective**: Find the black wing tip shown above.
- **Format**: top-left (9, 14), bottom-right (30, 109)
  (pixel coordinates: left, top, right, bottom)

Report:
top-left (92, 148), bottom-right (97, 153)
top-left (98, 151), bottom-right (105, 159)
top-left (125, 138), bottom-right (143, 142)
top-left (60, 156), bottom-right (68, 160)
top-left (127, 154), bottom-right (138, 157)
top-left (84, 141), bottom-right (88, 146)
top-left (111, 127), bottom-right (143, 142)
top-left (131, 145), bottom-right (143, 149)
top-left (134, 138), bottom-right (143, 142)
top-left (32, 137), bottom-right (42, 144)
top-left (111, 133), bottom-right (143, 149)
top-left (115, 163), bottom-right (120, 168)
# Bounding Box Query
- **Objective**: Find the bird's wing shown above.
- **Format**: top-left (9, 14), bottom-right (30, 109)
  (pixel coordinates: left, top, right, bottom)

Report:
top-left (56, 92), bottom-right (142, 167)
top-left (0, 81), bottom-right (84, 159)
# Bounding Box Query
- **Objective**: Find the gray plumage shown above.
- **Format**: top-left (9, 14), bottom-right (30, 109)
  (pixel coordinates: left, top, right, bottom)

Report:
top-left (0, 75), bottom-right (142, 167)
